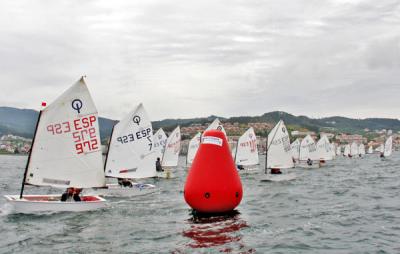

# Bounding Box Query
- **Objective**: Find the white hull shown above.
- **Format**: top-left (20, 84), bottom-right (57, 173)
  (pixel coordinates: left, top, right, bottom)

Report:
top-left (4, 194), bottom-right (107, 214)
top-left (260, 173), bottom-right (297, 182)
top-left (296, 161), bottom-right (320, 169)
top-left (238, 166), bottom-right (260, 174)
top-left (92, 183), bottom-right (157, 197)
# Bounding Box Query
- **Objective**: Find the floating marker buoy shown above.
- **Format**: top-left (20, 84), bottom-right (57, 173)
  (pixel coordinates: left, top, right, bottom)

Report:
top-left (184, 130), bottom-right (243, 214)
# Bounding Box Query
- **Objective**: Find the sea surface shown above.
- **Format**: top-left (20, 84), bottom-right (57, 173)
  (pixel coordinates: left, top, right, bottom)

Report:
top-left (0, 153), bottom-right (399, 253)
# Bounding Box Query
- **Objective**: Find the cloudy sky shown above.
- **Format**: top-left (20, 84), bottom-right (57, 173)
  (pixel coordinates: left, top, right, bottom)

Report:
top-left (0, 0), bottom-right (399, 120)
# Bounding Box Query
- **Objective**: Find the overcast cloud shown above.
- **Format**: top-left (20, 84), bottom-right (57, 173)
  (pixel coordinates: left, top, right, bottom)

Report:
top-left (0, 0), bottom-right (399, 120)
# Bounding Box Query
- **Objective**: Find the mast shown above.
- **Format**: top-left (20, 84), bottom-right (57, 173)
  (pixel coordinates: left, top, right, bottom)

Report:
top-left (264, 131), bottom-right (268, 174)
top-left (233, 137), bottom-right (239, 165)
top-left (103, 125), bottom-right (115, 174)
top-left (20, 110), bottom-right (42, 199)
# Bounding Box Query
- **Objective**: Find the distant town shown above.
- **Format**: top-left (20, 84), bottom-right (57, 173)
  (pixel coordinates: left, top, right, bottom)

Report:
top-left (1, 122), bottom-right (399, 155)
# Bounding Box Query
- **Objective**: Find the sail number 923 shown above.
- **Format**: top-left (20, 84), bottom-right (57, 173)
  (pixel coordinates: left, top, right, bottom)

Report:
top-left (117, 128), bottom-right (152, 146)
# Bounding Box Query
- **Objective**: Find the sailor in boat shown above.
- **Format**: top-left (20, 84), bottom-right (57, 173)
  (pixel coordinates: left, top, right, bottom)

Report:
top-left (380, 152), bottom-right (384, 158)
top-left (117, 178), bottom-right (133, 188)
top-left (61, 188), bottom-right (81, 202)
top-left (73, 188), bottom-right (82, 201)
top-left (270, 168), bottom-right (282, 174)
top-left (237, 165), bottom-right (244, 171)
top-left (307, 158), bottom-right (313, 166)
top-left (156, 157), bottom-right (164, 172)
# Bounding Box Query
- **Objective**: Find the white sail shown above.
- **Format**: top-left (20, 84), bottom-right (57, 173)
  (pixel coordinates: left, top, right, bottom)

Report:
top-left (367, 146), bottom-right (373, 154)
top-left (343, 144), bottom-right (350, 156)
top-left (25, 78), bottom-right (105, 188)
top-left (161, 126), bottom-right (181, 167)
top-left (187, 132), bottom-right (201, 165)
top-left (153, 128), bottom-right (167, 160)
top-left (234, 127), bottom-right (259, 166)
top-left (299, 135), bottom-right (319, 161)
top-left (336, 146), bottom-right (342, 156)
top-left (290, 139), bottom-right (301, 160)
top-left (359, 144), bottom-right (366, 155)
top-left (105, 103), bottom-right (156, 179)
top-left (376, 144), bottom-right (384, 153)
top-left (206, 118), bottom-right (227, 136)
top-left (267, 120), bottom-right (294, 169)
top-left (330, 143), bottom-right (336, 159)
top-left (350, 142), bottom-right (359, 156)
top-left (384, 136), bottom-right (393, 157)
top-left (316, 135), bottom-right (333, 161)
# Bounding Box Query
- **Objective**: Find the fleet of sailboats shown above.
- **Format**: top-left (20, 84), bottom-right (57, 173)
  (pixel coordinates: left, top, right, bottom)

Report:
top-left (3, 77), bottom-right (396, 214)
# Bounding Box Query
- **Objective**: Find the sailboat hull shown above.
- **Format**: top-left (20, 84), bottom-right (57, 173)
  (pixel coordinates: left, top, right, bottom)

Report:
top-left (296, 161), bottom-right (320, 169)
top-left (92, 183), bottom-right (157, 197)
top-left (260, 173), bottom-right (297, 182)
top-left (4, 194), bottom-right (107, 214)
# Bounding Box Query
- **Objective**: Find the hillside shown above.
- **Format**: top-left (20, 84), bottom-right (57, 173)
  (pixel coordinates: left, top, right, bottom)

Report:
top-left (0, 107), bottom-right (399, 140)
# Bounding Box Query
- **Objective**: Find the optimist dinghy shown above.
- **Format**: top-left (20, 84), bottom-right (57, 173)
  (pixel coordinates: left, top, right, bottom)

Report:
top-left (316, 135), bottom-right (333, 166)
top-left (297, 135), bottom-right (320, 168)
top-left (4, 77), bottom-right (107, 213)
top-left (102, 103), bottom-right (157, 195)
top-left (261, 120), bottom-right (297, 182)
top-left (156, 126), bottom-right (181, 178)
top-left (383, 136), bottom-right (393, 158)
top-left (234, 127), bottom-right (260, 173)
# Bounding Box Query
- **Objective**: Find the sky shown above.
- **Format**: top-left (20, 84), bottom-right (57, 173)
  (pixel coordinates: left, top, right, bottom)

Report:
top-left (0, 0), bottom-right (399, 121)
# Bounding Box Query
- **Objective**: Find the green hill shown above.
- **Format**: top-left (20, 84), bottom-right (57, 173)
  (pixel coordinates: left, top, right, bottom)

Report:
top-left (0, 107), bottom-right (399, 140)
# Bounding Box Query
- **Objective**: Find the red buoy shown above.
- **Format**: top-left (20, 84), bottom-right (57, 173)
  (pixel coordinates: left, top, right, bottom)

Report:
top-left (184, 130), bottom-right (243, 213)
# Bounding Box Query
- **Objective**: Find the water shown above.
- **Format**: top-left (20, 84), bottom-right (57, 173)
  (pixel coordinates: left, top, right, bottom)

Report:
top-left (0, 153), bottom-right (399, 253)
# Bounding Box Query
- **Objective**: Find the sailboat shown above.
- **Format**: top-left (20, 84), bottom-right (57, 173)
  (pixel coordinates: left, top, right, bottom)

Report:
top-left (375, 144), bottom-right (384, 153)
top-left (367, 145), bottom-right (373, 154)
top-left (330, 143), bottom-right (336, 160)
top-left (383, 136), bottom-right (393, 158)
top-left (99, 103), bottom-right (156, 196)
top-left (4, 77), bottom-right (107, 213)
top-left (336, 145), bottom-right (342, 156)
top-left (233, 127), bottom-right (259, 172)
top-left (350, 142), bottom-right (359, 158)
top-left (261, 120), bottom-right (296, 181)
top-left (157, 126), bottom-right (181, 178)
top-left (343, 144), bottom-right (351, 157)
top-left (316, 135), bottom-right (333, 165)
top-left (161, 126), bottom-right (181, 167)
top-left (186, 132), bottom-right (201, 166)
top-left (206, 118), bottom-right (227, 136)
top-left (358, 144), bottom-right (366, 157)
top-left (185, 119), bottom-right (226, 166)
top-left (290, 139), bottom-right (301, 164)
top-left (153, 128), bottom-right (167, 160)
top-left (298, 135), bottom-right (320, 168)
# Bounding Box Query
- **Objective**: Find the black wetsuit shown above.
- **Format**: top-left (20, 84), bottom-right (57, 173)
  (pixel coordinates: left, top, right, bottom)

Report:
top-left (61, 192), bottom-right (72, 202)
top-left (73, 194), bottom-right (81, 202)
top-left (156, 160), bottom-right (163, 172)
